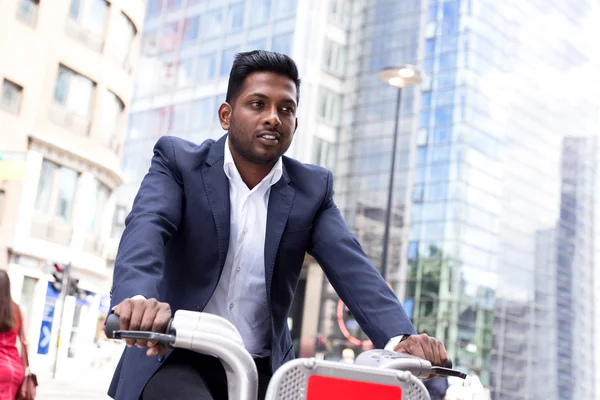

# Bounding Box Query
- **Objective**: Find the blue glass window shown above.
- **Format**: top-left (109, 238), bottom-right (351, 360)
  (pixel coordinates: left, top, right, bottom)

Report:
top-left (426, 39), bottom-right (436, 58)
top-left (197, 52), bottom-right (216, 82)
top-left (272, 33), bottom-right (293, 55)
top-left (228, 2), bottom-right (245, 31)
top-left (416, 146), bottom-right (428, 165)
top-left (182, 16), bottom-right (200, 45)
top-left (421, 91), bottom-right (432, 110)
top-left (443, 0), bottom-right (459, 18)
top-left (220, 46), bottom-right (240, 77)
top-left (434, 106), bottom-right (453, 125)
top-left (408, 241), bottom-right (419, 260)
top-left (428, 2), bottom-right (438, 22)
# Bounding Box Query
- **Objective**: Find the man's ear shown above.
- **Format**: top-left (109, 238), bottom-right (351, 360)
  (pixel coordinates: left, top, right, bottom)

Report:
top-left (294, 117), bottom-right (298, 132)
top-left (218, 102), bottom-right (232, 130)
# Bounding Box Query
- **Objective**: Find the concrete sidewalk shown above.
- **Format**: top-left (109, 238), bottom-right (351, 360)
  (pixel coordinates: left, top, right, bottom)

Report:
top-left (36, 365), bottom-right (113, 400)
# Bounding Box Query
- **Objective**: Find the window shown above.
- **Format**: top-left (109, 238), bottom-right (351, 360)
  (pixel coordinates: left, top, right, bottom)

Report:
top-left (177, 56), bottom-right (195, 88)
top-left (145, 0), bottom-right (162, 20)
top-left (246, 38), bottom-right (267, 51)
top-left (170, 102), bottom-right (189, 133)
top-left (272, 33), bottom-right (293, 55)
top-left (407, 241), bottom-right (419, 260)
top-left (313, 138), bottom-right (336, 171)
top-left (412, 184), bottom-right (424, 203)
top-left (16, 0), bottom-right (39, 26)
top-left (101, 91), bottom-right (124, 147)
top-left (0, 190), bottom-right (5, 224)
top-left (84, 179), bottom-right (110, 233)
top-left (182, 16), bottom-right (200, 45)
top-left (323, 38), bottom-right (346, 75)
top-left (53, 65), bottom-right (96, 119)
top-left (250, 0), bottom-right (271, 26)
top-left (228, 3), bottom-right (245, 31)
top-left (275, 0), bottom-right (297, 18)
top-left (167, 0), bottom-right (182, 10)
top-left (220, 46), bottom-right (240, 77)
top-left (201, 9), bottom-right (223, 38)
top-left (197, 52), bottom-right (217, 82)
top-left (318, 87), bottom-right (342, 125)
top-left (35, 160), bottom-right (80, 222)
top-left (112, 205), bottom-right (128, 238)
top-left (1, 79), bottom-right (23, 114)
top-left (190, 98), bottom-right (213, 128)
top-left (328, 0), bottom-right (351, 25)
top-left (69, 0), bottom-right (109, 37)
top-left (110, 13), bottom-right (137, 67)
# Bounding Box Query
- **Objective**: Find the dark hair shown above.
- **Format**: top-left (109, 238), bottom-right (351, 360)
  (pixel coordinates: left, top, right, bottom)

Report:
top-left (0, 270), bottom-right (15, 332)
top-left (225, 50), bottom-right (301, 104)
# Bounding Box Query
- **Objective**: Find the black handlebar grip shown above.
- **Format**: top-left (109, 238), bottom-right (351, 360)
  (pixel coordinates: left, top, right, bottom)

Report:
top-left (445, 359), bottom-right (453, 369)
top-left (104, 313), bottom-right (121, 339)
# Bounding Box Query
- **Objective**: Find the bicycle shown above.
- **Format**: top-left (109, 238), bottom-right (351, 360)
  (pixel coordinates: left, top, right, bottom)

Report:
top-left (105, 310), bottom-right (466, 400)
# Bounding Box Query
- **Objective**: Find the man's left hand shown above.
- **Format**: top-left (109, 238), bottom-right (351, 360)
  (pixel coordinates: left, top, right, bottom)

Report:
top-left (394, 333), bottom-right (447, 367)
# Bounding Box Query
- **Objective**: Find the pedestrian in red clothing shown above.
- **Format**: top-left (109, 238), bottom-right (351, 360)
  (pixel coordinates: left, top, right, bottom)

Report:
top-left (0, 270), bottom-right (35, 400)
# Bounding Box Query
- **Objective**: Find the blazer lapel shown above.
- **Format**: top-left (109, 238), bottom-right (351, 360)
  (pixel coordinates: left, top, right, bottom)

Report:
top-left (265, 166), bottom-right (295, 307)
top-left (201, 135), bottom-right (230, 272)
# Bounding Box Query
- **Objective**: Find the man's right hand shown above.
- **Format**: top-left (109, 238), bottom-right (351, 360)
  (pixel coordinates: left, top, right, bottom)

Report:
top-left (112, 298), bottom-right (172, 357)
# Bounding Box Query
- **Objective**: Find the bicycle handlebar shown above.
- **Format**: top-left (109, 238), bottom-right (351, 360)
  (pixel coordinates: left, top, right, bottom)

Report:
top-left (104, 312), bottom-right (465, 379)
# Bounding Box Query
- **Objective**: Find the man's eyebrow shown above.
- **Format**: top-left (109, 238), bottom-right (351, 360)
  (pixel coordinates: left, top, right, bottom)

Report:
top-left (247, 92), bottom-right (297, 106)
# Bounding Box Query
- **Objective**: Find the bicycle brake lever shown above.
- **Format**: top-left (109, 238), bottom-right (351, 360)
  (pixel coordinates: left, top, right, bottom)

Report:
top-left (112, 330), bottom-right (176, 347)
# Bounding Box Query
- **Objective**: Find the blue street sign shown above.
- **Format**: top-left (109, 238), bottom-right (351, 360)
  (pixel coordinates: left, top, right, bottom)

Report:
top-left (37, 283), bottom-right (59, 355)
top-left (99, 295), bottom-right (111, 315)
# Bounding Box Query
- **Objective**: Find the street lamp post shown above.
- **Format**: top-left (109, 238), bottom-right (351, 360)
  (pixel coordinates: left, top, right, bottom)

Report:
top-left (378, 65), bottom-right (422, 281)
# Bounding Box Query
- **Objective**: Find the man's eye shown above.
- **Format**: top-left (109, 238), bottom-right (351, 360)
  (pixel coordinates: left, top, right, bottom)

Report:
top-left (251, 101), bottom-right (264, 107)
top-left (281, 106), bottom-right (295, 113)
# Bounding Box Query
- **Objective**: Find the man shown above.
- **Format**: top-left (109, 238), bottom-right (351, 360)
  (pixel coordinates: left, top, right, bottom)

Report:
top-left (108, 50), bottom-right (447, 400)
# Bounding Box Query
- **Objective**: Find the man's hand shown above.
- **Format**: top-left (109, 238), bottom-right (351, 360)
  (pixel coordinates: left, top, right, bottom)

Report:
top-left (394, 333), bottom-right (448, 367)
top-left (112, 298), bottom-right (172, 357)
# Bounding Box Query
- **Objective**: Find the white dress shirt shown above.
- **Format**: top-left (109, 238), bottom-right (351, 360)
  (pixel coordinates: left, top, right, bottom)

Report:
top-left (132, 138), bottom-right (403, 356)
top-left (201, 138), bottom-right (283, 356)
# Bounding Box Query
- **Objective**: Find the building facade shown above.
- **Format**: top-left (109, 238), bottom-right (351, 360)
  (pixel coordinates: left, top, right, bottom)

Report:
top-left (330, 0), bottom-right (600, 398)
top-left (0, 0), bottom-right (145, 378)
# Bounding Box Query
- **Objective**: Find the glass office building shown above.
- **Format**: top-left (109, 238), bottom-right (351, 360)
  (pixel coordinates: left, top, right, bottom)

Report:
top-left (333, 0), bottom-right (600, 398)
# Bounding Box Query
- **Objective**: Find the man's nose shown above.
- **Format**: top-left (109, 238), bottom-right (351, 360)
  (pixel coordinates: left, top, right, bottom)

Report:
top-left (264, 106), bottom-right (281, 126)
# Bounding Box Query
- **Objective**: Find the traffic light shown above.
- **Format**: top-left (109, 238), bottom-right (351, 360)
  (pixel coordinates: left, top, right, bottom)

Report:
top-left (67, 278), bottom-right (89, 301)
top-left (51, 263), bottom-right (64, 293)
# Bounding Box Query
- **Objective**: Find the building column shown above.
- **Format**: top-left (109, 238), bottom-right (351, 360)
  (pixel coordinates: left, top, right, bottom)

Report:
top-left (70, 172), bottom-right (95, 251)
top-left (12, 151), bottom-right (43, 243)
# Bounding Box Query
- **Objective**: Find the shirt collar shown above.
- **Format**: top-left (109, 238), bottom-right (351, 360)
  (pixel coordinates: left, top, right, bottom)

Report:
top-left (223, 136), bottom-right (283, 188)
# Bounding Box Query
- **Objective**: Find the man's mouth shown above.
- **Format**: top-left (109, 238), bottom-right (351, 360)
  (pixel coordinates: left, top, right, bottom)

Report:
top-left (257, 131), bottom-right (280, 146)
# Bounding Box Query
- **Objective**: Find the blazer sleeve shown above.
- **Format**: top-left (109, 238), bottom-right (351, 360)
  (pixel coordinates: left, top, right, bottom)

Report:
top-left (110, 136), bottom-right (184, 310)
top-left (308, 170), bottom-right (417, 348)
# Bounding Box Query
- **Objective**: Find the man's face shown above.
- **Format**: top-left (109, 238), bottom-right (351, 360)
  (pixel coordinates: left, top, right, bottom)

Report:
top-left (219, 71), bottom-right (298, 165)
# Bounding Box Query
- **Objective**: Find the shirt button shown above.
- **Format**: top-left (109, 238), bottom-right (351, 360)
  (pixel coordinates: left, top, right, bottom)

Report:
top-left (229, 303), bottom-right (234, 309)
top-left (243, 228), bottom-right (248, 234)
top-left (236, 267), bottom-right (241, 272)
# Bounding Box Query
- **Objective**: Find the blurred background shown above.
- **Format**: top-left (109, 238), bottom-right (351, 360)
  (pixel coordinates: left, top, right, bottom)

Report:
top-left (1, 0), bottom-right (599, 399)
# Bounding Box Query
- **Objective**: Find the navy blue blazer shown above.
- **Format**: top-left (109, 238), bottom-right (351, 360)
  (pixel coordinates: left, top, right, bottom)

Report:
top-left (107, 134), bottom-right (416, 399)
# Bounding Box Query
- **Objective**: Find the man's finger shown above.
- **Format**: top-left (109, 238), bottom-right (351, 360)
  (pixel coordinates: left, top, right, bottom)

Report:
top-left (419, 335), bottom-right (434, 362)
top-left (437, 340), bottom-right (448, 366)
top-left (135, 306), bottom-right (157, 348)
top-left (115, 300), bottom-right (134, 347)
top-left (429, 337), bottom-right (441, 366)
top-left (407, 339), bottom-right (426, 359)
top-left (151, 304), bottom-right (172, 334)
top-left (128, 302), bottom-right (146, 348)
top-left (146, 344), bottom-right (167, 357)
